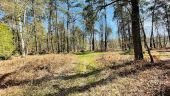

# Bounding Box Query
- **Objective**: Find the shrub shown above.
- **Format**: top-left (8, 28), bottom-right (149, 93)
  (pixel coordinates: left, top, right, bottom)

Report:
top-left (0, 23), bottom-right (14, 59)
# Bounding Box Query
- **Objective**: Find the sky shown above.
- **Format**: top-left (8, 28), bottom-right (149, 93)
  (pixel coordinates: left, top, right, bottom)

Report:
top-left (106, 7), bottom-right (118, 39)
top-left (0, 10), bottom-right (4, 19)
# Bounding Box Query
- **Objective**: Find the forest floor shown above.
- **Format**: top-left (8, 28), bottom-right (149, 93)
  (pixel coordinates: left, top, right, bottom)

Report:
top-left (0, 50), bottom-right (170, 96)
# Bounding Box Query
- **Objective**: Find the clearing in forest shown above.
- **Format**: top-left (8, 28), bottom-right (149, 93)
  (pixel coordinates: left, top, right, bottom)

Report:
top-left (0, 51), bottom-right (169, 96)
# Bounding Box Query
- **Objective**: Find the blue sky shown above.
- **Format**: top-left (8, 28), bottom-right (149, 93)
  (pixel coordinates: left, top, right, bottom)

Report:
top-left (106, 7), bottom-right (118, 39)
top-left (0, 11), bottom-right (4, 19)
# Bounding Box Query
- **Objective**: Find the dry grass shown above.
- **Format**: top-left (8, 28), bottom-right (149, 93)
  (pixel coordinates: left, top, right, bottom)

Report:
top-left (0, 54), bottom-right (74, 73)
top-left (0, 51), bottom-right (169, 96)
top-left (96, 53), bottom-right (133, 67)
top-left (0, 54), bottom-right (75, 96)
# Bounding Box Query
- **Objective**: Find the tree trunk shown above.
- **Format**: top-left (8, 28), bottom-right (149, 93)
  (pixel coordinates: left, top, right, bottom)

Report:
top-left (150, 0), bottom-right (156, 49)
top-left (47, 0), bottom-right (53, 53)
top-left (92, 28), bottom-right (95, 51)
top-left (163, 32), bottom-right (168, 47)
top-left (19, 17), bottom-right (25, 57)
top-left (55, 3), bottom-right (60, 53)
top-left (131, 0), bottom-right (143, 60)
top-left (128, 19), bottom-right (132, 50)
top-left (32, 0), bottom-right (38, 54)
top-left (140, 18), bottom-right (154, 63)
top-left (66, 0), bottom-right (70, 53)
top-left (165, 5), bottom-right (170, 42)
top-left (104, 0), bottom-right (107, 52)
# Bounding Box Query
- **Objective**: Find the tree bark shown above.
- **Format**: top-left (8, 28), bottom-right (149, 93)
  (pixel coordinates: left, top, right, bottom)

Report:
top-left (19, 17), bottom-right (25, 57)
top-left (150, 0), bottom-right (156, 49)
top-left (92, 28), bottom-right (95, 51)
top-left (140, 18), bottom-right (154, 63)
top-left (165, 5), bottom-right (170, 42)
top-left (104, 0), bottom-right (107, 51)
top-left (131, 0), bottom-right (144, 60)
top-left (32, 0), bottom-right (38, 54)
top-left (66, 0), bottom-right (70, 53)
top-left (55, 2), bottom-right (60, 53)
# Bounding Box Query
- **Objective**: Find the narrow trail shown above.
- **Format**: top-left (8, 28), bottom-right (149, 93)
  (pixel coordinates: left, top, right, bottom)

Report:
top-left (75, 52), bottom-right (112, 72)
top-left (0, 52), bottom-right (170, 95)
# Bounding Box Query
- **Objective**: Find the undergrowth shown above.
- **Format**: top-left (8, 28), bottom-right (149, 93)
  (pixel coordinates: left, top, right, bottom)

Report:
top-left (0, 51), bottom-right (169, 96)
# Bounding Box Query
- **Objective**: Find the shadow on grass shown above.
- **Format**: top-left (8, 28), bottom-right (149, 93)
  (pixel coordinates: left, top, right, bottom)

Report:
top-left (109, 61), bottom-right (134, 70)
top-left (155, 70), bottom-right (170, 96)
top-left (0, 75), bottom-right (53, 89)
top-left (157, 87), bottom-right (170, 96)
top-left (1, 59), bottom-right (170, 96)
top-left (157, 50), bottom-right (170, 52)
top-left (0, 62), bottom-right (102, 89)
top-left (120, 50), bottom-right (146, 55)
top-left (0, 63), bottom-right (51, 89)
top-left (48, 76), bottom-right (116, 96)
top-left (56, 69), bottom-right (103, 80)
top-left (119, 50), bottom-right (134, 55)
top-left (0, 72), bottom-right (16, 82)
top-left (45, 60), bottom-right (170, 96)
top-left (74, 51), bottom-right (94, 55)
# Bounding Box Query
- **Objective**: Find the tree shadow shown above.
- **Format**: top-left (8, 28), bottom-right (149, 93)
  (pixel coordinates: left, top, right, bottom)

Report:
top-left (1, 59), bottom-right (170, 96)
top-left (109, 61), bottom-right (134, 70)
top-left (74, 51), bottom-right (93, 55)
top-left (45, 60), bottom-right (170, 96)
top-left (0, 72), bottom-right (16, 83)
top-left (0, 60), bottom-right (130, 89)
top-left (0, 61), bottom-right (103, 89)
top-left (154, 69), bottom-right (170, 96)
top-left (157, 50), bottom-right (170, 52)
top-left (56, 69), bottom-right (103, 80)
top-left (154, 85), bottom-right (170, 96)
top-left (56, 61), bottom-right (135, 81)
top-left (47, 76), bottom-right (115, 96)
top-left (0, 63), bottom-right (51, 89)
top-left (0, 75), bottom-right (53, 89)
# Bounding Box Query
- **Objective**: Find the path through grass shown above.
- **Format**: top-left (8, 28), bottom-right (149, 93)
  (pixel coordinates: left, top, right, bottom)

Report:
top-left (0, 51), bottom-right (169, 96)
top-left (75, 52), bottom-right (113, 72)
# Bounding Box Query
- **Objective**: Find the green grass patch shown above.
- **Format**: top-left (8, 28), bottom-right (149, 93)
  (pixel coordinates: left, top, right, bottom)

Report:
top-left (75, 52), bottom-right (112, 73)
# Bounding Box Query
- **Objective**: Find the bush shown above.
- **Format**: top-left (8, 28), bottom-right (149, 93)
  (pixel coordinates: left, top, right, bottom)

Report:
top-left (0, 23), bottom-right (14, 59)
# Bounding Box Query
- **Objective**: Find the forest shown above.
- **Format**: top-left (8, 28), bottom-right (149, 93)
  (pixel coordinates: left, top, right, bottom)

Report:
top-left (0, 0), bottom-right (170, 96)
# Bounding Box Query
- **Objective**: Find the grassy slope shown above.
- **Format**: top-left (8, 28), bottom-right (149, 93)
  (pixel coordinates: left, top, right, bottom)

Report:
top-left (0, 51), bottom-right (169, 96)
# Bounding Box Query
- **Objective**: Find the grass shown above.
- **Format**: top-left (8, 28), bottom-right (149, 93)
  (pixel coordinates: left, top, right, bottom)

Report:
top-left (75, 52), bottom-right (113, 72)
top-left (0, 51), bottom-right (169, 96)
